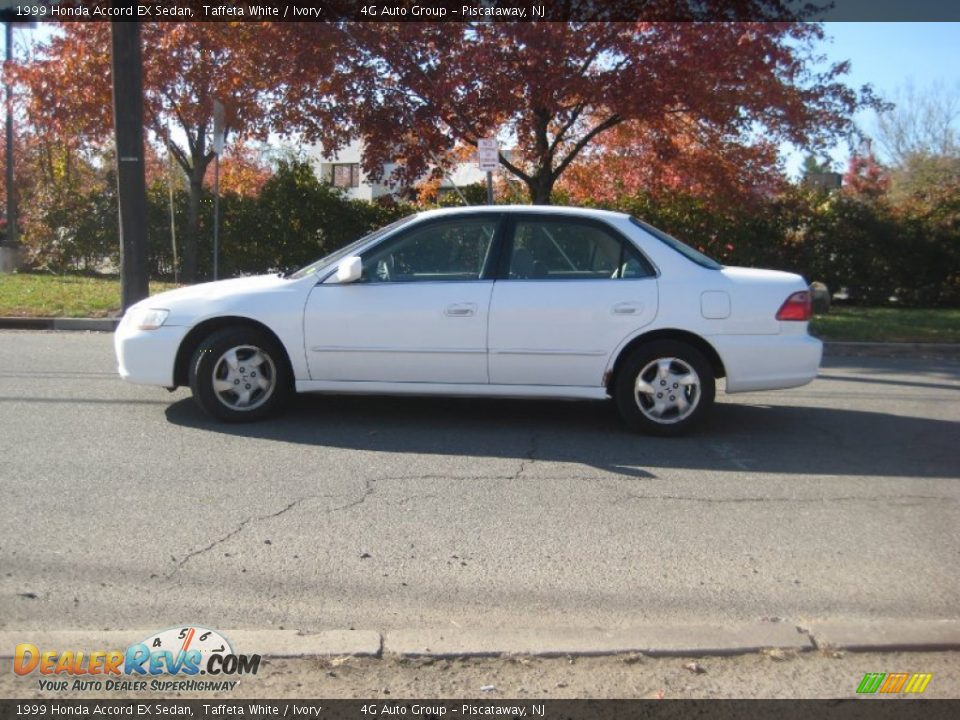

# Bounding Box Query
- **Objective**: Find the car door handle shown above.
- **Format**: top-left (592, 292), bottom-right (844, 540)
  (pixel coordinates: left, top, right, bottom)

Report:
top-left (445, 303), bottom-right (477, 317)
top-left (612, 302), bottom-right (643, 315)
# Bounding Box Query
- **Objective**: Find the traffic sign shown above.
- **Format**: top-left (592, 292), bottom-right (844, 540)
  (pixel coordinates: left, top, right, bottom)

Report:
top-left (477, 137), bottom-right (499, 171)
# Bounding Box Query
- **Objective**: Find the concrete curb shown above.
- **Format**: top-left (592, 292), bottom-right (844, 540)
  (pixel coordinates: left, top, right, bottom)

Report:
top-left (2, 622), bottom-right (959, 659)
top-left (823, 341), bottom-right (960, 360)
top-left (0, 630), bottom-right (382, 659)
top-left (0, 317), bottom-right (119, 332)
top-left (383, 624), bottom-right (813, 658)
top-left (226, 629), bottom-right (382, 658)
top-left (51, 318), bottom-right (120, 332)
top-left (806, 620), bottom-right (960, 653)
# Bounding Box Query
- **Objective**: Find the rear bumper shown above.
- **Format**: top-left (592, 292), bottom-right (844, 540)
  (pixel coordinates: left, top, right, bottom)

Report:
top-left (712, 333), bottom-right (822, 393)
top-left (114, 319), bottom-right (188, 387)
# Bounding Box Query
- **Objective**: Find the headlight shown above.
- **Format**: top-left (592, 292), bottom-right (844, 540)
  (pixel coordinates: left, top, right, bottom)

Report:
top-left (128, 308), bottom-right (170, 330)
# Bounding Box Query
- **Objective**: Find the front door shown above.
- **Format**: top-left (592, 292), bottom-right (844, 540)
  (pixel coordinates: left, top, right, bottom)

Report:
top-left (303, 215), bottom-right (502, 384)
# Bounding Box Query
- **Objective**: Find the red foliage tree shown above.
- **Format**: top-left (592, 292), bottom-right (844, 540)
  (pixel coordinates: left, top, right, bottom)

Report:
top-left (843, 151), bottom-right (891, 201)
top-left (560, 116), bottom-right (786, 210)
top-left (277, 15), bottom-right (875, 204)
top-left (14, 22), bottom-right (278, 280)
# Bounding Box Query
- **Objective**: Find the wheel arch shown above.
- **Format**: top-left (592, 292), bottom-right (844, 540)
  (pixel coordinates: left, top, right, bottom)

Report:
top-left (606, 328), bottom-right (726, 396)
top-left (173, 316), bottom-right (295, 389)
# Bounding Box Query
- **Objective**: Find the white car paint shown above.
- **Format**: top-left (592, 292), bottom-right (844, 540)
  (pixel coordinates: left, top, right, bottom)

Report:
top-left (115, 206), bottom-right (822, 408)
top-left (304, 281), bottom-right (494, 383)
top-left (487, 276), bottom-right (658, 386)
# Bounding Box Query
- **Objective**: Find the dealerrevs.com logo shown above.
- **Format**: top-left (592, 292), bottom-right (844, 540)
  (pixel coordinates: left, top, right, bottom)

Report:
top-left (13, 626), bottom-right (260, 693)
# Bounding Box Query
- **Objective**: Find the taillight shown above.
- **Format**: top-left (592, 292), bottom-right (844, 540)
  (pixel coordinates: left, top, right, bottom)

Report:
top-left (776, 291), bottom-right (812, 321)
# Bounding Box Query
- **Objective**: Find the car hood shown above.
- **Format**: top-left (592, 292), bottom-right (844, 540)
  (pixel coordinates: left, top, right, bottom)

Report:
top-left (138, 274), bottom-right (289, 307)
top-left (126, 274), bottom-right (302, 326)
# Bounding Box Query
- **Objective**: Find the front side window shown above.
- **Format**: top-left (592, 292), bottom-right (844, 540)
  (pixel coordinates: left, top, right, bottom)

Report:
top-left (361, 218), bottom-right (498, 283)
top-left (508, 220), bottom-right (654, 280)
top-left (288, 215), bottom-right (418, 280)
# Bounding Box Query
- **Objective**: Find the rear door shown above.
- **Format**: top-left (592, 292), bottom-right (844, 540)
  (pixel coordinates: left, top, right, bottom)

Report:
top-left (487, 215), bottom-right (658, 387)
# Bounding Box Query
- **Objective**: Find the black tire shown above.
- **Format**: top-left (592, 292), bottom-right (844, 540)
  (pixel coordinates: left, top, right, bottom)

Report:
top-left (614, 340), bottom-right (715, 436)
top-left (188, 326), bottom-right (291, 422)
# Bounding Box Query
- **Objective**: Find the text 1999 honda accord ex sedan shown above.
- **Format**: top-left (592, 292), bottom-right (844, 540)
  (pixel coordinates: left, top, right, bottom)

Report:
top-left (115, 206), bottom-right (822, 435)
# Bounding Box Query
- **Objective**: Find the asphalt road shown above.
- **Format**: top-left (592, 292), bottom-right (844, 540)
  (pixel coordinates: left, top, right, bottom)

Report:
top-left (0, 330), bottom-right (957, 634)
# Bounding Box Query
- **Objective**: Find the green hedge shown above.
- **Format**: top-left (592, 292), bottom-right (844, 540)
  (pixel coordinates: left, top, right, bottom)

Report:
top-left (19, 161), bottom-right (960, 307)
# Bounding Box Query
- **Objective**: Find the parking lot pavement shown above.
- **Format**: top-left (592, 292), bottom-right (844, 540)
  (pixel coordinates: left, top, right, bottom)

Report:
top-left (0, 330), bottom-right (957, 635)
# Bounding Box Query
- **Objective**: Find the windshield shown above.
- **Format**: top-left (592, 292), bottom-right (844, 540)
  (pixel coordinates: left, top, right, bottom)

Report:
top-left (630, 217), bottom-right (723, 270)
top-left (288, 214), bottom-right (419, 280)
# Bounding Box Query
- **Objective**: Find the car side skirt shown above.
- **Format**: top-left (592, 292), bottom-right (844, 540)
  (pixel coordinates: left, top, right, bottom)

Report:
top-left (295, 380), bottom-right (610, 401)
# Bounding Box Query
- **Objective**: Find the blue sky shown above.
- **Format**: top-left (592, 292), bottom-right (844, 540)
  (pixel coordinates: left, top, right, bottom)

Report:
top-left (785, 22), bottom-right (960, 176)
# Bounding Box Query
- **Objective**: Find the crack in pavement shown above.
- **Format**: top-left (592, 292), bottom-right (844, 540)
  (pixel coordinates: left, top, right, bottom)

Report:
top-left (167, 496), bottom-right (315, 579)
top-left (168, 476), bottom-right (948, 580)
top-left (167, 479), bottom-right (383, 579)
top-left (513, 433), bottom-right (540, 479)
top-left (323, 478), bottom-right (377, 514)
top-left (393, 493), bottom-right (439, 506)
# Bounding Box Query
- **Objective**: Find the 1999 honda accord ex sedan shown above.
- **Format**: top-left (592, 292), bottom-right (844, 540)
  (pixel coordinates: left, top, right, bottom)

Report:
top-left (115, 206), bottom-right (822, 435)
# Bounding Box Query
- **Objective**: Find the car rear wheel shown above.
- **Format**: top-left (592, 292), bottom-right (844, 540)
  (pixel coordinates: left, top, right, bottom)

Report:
top-left (614, 340), bottom-right (715, 436)
top-left (189, 327), bottom-right (290, 422)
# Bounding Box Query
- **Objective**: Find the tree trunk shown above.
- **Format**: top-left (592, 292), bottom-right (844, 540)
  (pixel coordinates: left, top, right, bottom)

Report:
top-left (182, 156), bottom-right (211, 283)
top-left (182, 172), bottom-right (203, 282)
top-left (527, 172), bottom-right (555, 205)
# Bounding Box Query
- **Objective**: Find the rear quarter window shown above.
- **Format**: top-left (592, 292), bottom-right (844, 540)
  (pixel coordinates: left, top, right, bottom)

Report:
top-left (630, 218), bottom-right (723, 270)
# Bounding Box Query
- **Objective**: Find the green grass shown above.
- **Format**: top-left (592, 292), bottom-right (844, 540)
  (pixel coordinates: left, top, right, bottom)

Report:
top-left (810, 306), bottom-right (960, 344)
top-left (0, 273), bottom-right (179, 318)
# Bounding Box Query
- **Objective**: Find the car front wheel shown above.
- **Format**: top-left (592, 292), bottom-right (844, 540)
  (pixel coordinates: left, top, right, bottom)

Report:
top-left (189, 327), bottom-right (290, 422)
top-left (614, 340), bottom-right (715, 436)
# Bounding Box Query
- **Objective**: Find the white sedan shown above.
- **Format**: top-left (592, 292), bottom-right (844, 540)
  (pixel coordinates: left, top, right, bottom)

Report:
top-left (115, 206), bottom-right (821, 435)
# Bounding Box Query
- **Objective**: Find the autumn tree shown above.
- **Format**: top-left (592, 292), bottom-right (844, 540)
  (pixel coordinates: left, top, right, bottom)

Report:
top-left (14, 21), bottom-right (279, 281)
top-left (560, 116), bottom-right (785, 210)
top-left (215, 142), bottom-right (273, 198)
top-left (843, 149), bottom-right (890, 201)
top-left (276, 11), bottom-right (875, 204)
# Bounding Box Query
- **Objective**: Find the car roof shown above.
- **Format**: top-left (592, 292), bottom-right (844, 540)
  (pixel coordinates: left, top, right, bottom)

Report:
top-left (414, 205), bottom-right (632, 222)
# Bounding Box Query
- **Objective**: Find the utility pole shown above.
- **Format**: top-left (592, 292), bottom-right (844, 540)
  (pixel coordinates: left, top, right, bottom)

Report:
top-left (5, 21), bottom-right (14, 250)
top-left (110, 21), bottom-right (149, 310)
top-left (0, 13), bottom-right (32, 272)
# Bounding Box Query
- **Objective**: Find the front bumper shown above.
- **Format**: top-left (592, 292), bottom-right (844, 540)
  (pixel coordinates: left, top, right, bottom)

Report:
top-left (712, 333), bottom-right (823, 393)
top-left (114, 318), bottom-right (189, 387)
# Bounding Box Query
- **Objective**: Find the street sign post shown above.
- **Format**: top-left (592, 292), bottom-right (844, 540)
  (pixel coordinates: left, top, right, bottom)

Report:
top-left (477, 137), bottom-right (498, 205)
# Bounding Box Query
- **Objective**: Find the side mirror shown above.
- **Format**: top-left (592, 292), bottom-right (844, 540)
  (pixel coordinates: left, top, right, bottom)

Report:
top-left (335, 256), bottom-right (363, 284)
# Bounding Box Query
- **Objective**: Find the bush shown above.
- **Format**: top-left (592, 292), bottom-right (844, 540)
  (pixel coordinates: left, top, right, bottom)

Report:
top-left (140, 160), bottom-right (415, 279)
top-left (598, 185), bottom-right (959, 308)
top-left (19, 157), bottom-right (960, 307)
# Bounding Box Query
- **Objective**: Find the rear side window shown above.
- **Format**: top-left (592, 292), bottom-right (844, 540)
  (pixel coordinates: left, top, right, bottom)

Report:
top-left (631, 218), bottom-right (723, 270)
top-left (507, 219), bottom-right (655, 280)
